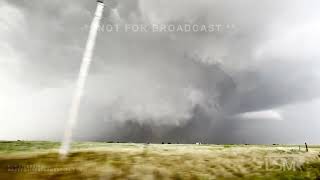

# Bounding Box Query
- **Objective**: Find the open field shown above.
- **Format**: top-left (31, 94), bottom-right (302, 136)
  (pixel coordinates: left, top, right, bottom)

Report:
top-left (0, 141), bottom-right (319, 179)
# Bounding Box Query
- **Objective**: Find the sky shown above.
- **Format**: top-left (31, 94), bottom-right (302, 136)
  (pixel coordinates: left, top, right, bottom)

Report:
top-left (0, 0), bottom-right (320, 144)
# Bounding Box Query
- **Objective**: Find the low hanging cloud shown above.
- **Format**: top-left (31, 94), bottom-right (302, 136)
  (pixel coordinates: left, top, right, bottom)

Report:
top-left (0, 0), bottom-right (320, 143)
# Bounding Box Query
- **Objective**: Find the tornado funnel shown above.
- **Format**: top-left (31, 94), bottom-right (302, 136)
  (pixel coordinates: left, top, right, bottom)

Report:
top-left (59, 0), bottom-right (104, 156)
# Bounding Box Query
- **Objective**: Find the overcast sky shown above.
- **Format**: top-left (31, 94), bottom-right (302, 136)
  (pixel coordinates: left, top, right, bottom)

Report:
top-left (0, 0), bottom-right (320, 144)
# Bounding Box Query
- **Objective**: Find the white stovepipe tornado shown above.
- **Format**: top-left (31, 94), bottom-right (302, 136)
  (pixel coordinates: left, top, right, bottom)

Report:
top-left (59, 1), bottom-right (104, 156)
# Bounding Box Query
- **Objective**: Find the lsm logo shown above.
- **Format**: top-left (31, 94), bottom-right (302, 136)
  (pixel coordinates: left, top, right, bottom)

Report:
top-left (264, 155), bottom-right (304, 171)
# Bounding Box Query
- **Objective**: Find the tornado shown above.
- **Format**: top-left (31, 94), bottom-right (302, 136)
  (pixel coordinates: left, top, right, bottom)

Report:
top-left (59, 0), bottom-right (104, 156)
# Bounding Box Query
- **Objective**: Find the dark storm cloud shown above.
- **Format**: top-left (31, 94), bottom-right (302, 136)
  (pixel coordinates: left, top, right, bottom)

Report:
top-left (1, 0), bottom-right (320, 143)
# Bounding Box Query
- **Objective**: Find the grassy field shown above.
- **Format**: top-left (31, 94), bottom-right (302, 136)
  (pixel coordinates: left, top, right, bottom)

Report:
top-left (0, 141), bottom-right (319, 179)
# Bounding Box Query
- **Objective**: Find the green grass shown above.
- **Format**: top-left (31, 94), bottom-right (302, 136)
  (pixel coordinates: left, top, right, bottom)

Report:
top-left (0, 141), bottom-right (319, 179)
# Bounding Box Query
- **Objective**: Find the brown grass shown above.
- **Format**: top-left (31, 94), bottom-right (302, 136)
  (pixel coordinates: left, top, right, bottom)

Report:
top-left (0, 142), bottom-right (319, 179)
